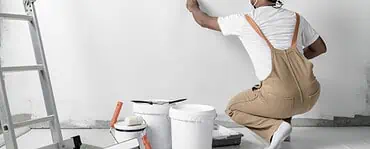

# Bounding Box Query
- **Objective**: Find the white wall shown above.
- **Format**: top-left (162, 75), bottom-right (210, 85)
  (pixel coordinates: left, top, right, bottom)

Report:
top-left (1, 0), bottom-right (369, 127)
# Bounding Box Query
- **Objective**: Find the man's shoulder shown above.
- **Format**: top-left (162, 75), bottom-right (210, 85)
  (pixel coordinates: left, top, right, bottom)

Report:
top-left (248, 7), bottom-right (295, 18)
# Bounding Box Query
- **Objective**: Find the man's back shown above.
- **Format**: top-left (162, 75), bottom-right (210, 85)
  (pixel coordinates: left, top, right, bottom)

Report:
top-left (218, 7), bottom-right (320, 80)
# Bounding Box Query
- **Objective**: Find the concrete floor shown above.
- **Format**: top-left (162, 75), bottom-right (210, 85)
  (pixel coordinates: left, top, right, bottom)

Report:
top-left (1, 127), bottom-right (370, 149)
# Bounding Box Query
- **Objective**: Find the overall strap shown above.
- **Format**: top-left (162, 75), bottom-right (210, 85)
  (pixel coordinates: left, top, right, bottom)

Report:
top-left (291, 13), bottom-right (301, 49)
top-left (245, 15), bottom-right (274, 49)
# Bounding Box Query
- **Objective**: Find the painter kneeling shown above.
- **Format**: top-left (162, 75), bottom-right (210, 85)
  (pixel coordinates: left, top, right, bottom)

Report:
top-left (186, 0), bottom-right (327, 149)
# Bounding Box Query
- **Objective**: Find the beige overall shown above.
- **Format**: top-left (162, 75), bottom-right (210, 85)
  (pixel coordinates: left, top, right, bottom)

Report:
top-left (225, 13), bottom-right (321, 142)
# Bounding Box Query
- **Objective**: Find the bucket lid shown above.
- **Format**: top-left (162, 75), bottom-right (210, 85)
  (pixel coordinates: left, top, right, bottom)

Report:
top-left (169, 104), bottom-right (217, 122)
top-left (133, 99), bottom-right (172, 115)
top-left (114, 121), bottom-right (147, 132)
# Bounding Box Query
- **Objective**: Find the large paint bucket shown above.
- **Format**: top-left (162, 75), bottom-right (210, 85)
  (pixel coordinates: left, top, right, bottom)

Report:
top-left (169, 104), bottom-right (217, 149)
top-left (133, 100), bottom-right (172, 149)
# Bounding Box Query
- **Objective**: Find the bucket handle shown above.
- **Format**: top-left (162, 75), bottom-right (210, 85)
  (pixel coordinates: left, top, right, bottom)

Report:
top-left (109, 117), bottom-right (150, 148)
top-left (141, 120), bottom-right (152, 149)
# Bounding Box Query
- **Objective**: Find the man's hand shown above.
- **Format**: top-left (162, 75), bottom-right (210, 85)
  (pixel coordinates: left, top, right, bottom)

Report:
top-left (186, 0), bottom-right (220, 31)
top-left (186, 0), bottom-right (200, 12)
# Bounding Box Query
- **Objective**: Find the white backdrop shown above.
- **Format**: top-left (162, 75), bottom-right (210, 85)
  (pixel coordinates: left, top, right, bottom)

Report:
top-left (1, 0), bottom-right (370, 127)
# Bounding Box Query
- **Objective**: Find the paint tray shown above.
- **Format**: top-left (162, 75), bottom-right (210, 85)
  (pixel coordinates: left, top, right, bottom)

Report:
top-left (212, 124), bottom-right (244, 147)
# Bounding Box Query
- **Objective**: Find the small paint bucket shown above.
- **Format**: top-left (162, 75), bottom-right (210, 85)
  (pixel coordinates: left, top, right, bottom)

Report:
top-left (114, 121), bottom-right (147, 149)
top-left (169, 104), bottom-right (217, 149)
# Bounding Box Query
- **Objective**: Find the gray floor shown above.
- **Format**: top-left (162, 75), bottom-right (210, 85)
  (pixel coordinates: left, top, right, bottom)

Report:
top-left (1, 127), bottom-right (370, 149)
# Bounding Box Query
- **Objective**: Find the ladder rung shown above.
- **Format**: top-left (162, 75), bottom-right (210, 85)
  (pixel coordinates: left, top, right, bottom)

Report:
top-left (13, 115), bottom-right (55, 129)
top-left (0, 13), bottom-right (33, 21)
top-left (1, 65), bottom-right (44, 72)
top-left (38, 136), bottom-right (81, 149)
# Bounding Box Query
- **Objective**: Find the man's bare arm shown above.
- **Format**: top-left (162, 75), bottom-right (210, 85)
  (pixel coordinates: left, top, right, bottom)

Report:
top-left (186, 0), bottom-right (220, 31)
top-left (304, 36), bottom-right (327, 59)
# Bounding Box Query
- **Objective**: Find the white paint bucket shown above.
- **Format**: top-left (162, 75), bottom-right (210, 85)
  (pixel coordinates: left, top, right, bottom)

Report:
top-left (133, 100), bottom-right (172, 149)
top-left (114, 121), bottom-right (147, 149)
top-left (169, 104), bottom-right (217, 149)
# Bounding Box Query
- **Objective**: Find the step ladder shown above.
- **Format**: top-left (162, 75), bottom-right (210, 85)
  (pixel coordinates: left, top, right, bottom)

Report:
top-left (0, 0), bottom-right (81, 149)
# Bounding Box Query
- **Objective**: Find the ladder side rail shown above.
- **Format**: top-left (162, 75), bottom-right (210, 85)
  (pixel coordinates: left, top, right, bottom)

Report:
top-left (0, 68), bottom-right (18, 148)
top-left (24, 1), bottom-right (64, 147)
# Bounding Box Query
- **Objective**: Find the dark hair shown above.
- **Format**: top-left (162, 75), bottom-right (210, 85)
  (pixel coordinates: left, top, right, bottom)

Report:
top-left (268, 0), bottom-right (284, 8)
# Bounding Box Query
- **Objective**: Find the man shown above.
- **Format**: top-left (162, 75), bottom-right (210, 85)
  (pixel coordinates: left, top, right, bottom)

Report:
top-left (186, 0), bottom-right (327, 149)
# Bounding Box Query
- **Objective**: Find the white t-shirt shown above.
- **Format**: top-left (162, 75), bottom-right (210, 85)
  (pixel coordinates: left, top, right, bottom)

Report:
top-left (218, 6), bottom-right (319, 81)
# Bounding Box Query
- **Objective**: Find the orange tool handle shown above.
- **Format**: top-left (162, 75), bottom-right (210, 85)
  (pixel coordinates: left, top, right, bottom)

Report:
top-left (110, 101), bottom-right (123, 128)
top-left (142, 134), bottom-right (152, 149)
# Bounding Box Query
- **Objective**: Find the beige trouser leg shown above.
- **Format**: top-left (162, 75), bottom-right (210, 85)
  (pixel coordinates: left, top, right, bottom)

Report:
top-left (225, 89), bottom-right (294, 142)
top-left (225, 109), bottom-right (282, 142)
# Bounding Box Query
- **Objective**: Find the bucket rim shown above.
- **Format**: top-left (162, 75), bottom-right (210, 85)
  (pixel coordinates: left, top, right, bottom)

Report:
top-left (114, 121), bottom-right (147, 131)
top-left (169, 104), bottom-right (217, 122)
top-left (170, 104), bottom-right (216, 113)
top-left (133, 101), bottom-right (171, 115)
top-left (115, 127), bottom-right (146, 132)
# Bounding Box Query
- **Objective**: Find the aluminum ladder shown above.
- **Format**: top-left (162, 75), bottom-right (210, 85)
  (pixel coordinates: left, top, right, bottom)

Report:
top-left (0, 0), bottom-right (81, 148)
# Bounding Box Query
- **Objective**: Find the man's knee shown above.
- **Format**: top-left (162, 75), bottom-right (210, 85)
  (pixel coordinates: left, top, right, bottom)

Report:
top-left (225, 108), bottom-right (233, 117)
top-left (225, 97), bottom-right (236, 116)
top-left (225, 90), bottom-right (253, 117)
top-left (224, 109), bottom-right (245, 126)
top-left (225, 99), bottom-right (237, 118)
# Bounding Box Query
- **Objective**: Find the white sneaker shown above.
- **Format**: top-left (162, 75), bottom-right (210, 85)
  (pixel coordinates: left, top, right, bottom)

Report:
top-left (265, 121), bottom-right (292, 149)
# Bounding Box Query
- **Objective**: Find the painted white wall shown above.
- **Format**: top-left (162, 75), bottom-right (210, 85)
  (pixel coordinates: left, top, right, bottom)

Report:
top-left (1, 0), bottom-right (369, 126)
